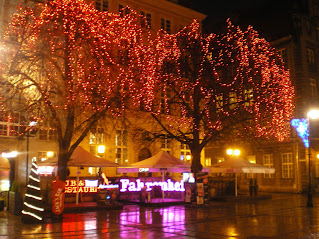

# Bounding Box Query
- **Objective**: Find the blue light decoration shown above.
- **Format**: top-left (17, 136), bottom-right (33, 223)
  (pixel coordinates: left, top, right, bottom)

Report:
top-left (291, 118), bottom-right (309, 148)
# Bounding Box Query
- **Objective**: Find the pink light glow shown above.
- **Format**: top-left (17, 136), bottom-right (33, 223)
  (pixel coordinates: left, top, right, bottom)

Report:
top-left (119, 179), bottom-right (185, 192)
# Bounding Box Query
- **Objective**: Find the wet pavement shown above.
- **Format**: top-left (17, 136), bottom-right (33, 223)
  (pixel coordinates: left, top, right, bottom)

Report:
top-left (1, 193), bottom-right (319, 238)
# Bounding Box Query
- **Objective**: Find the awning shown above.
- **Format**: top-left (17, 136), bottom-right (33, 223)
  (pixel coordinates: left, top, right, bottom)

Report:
top-left (38, 146), bottom-right (118, 167)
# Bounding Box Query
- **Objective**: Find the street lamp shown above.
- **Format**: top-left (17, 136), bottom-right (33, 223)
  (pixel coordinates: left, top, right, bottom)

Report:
top-left (226, 148), bottom-right (241, 197)
top-left (97, 145), bottom-right (105, 158)
top-left (306, 109), bottom-right (319, 207)
top-left (226, 148), bottom-right (241, 156)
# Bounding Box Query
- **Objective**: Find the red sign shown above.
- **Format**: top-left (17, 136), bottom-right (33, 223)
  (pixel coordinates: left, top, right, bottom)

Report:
top-left (52, 176), bottom-right (66, 215)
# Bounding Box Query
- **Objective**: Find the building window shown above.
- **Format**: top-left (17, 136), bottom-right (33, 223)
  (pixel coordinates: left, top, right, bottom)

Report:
top-left (38, 129), bottom-right (57, 141)
top-left (161, 18), bottom-right (171, 33)
top-left (229, 92), bottom-right (237, 109)
top-left (141, 12), bottom-right (151, 29)
top-left (89, 128), bottom-right (104, 145)
top-left (37, 151), bottom-right (56, 161)
top-left (216, 157), bottom-right (224, 163)
top-left (216, 95), bottom-right (223, 112)
top-left (161, 135), bottom-right (172, 152)
top-left (263, 154), bottom-right (274, 178)
top-left (119, 4), bottom-right (130, 17)
top-left (180, 143), bottom-right (191, 161)
top-left (246, 155), bottom-right (256, 179)
top-left (95, 0), bottom-right (108, 11)
top-left (310, 78), bottom-right (317, 98)
top-left (88, 167), bottom-right (99, 175)
top-left (0, 111), bottom-right (22, 137)
top-left (89, 128), bottom-right (104, 156)
top-left (244, 89), bottom-right (253, 106)
top-left (282, 153), bottom-right (293, 178)
top-left (205, 158), bottom-right (211, 166)
top-left (116, 129), bottom-right (128, 165)
top-left (277, 48), bottom-right (288, 65)
top-left (307, 48), bottom-right (315, 64)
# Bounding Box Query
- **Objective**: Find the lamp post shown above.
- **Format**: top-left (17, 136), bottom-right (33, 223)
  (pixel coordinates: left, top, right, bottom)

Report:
top-left (25, 121), bottom-right (37, 185)
top-left (306, 109), bottom-right (319, 208)
top-left (226, 148), bottom-right (241, 196)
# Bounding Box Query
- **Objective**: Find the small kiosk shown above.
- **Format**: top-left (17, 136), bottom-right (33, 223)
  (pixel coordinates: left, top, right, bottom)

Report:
top-left (117, 151), bottom-right (209, 204)
top-left (38, 146), bottom-right (120, 212)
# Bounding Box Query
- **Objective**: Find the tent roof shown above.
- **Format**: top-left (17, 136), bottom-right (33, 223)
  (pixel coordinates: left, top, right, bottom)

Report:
top-left (117, 151), bottom-right (193, 173)
top-left (0, 156), bottom-right (10, 171)
top-left (209, 157), bottom-right (275, 174)
top-left (38, 146), bottom-right (118, 167)
top-left (129, 151), bottom-right (189, 168)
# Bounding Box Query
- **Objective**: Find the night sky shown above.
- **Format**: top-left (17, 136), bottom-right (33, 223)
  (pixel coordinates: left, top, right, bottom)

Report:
top-left (179, 0), bottom-right (302, 39)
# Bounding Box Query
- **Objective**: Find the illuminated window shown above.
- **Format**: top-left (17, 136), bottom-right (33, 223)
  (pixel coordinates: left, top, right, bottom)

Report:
top-left (229, 92), bottom-right (237, 109)
top-left (89, 128), bottom-right (104, 145)
top-left (141, 11), bottom-right (151, 29)
top-left (0, 111), bottom-right (21, 137)
top-left (282, 153), bottom-right (293, 178)
top-left (216, 95), bottom-right (223, 112)
top-left (39, 129), bottom-right (57, 141)
top-left (277, 48), bottom-right (288, 65)
top-left (89, 128), bottom-right (104, 156)
top-left (244, 89), bottom-right (253, 106)
top-left (161, 135), bottom-right (172, 153)
top-left (263, 154), bottom-right (274, 178)
top-left (116, 130), bottom-right (128, 165)
top-left (37, 151), bottom-right (56, 161)
top-left (88, 167), bottom-right (99, 175)
top-left (180, 143), bottom-right (191, 161)
top-left (307, 48), bottom-right (315, 64)
top-left (246, 155), bottom-right (256, 179)
top-left (95, 0), bottom-right (108, 11)
top-left (205, 158), bottom-right (211, 166)
top-left (161, 18), bottom-right (171, 33)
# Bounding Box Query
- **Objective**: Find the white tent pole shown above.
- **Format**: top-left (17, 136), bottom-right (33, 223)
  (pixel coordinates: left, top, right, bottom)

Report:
top-left (235, 173), bottom-right (238, 197)
top-left (162, 171), bottom-right (164, 201)
top-left (76, 167), bottom-right (79, 206)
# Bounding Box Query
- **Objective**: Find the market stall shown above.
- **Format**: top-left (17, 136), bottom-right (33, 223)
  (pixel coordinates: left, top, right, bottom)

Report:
top-left (209, 157), bottom-right (275, 196)
top-left (117, 151), bottom-right (209, 203)
top-left (38, 146), bottom-right (119, 208)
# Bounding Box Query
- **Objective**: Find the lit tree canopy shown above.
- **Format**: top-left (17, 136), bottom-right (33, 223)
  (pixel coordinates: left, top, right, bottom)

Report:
top-left (135, 20), bottom-right (295, 173)
top-left (1, 0), bottom-right (146, 180)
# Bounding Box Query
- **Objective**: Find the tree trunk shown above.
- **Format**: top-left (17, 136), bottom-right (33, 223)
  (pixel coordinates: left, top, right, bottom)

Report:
top-left (191, 147), bottom-right (203, 174)
top-left (57, 147), bottom-right (71, 181)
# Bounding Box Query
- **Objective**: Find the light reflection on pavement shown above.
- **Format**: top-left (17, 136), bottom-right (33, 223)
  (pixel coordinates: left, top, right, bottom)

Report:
top-left (1, 193), bottom-right (319, 238)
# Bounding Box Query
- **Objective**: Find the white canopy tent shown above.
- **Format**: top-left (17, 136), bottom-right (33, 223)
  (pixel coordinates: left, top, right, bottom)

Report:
top-left (118, 151), bottom-right (209, 201)
top-left (209, 158), bottom-right (275, 196)
top-left (117, 151), bottom-right (192, 173)
top-left (38, 146), bottom-right (119, 205)
top-left (38, 146), bottom-right (119, 167)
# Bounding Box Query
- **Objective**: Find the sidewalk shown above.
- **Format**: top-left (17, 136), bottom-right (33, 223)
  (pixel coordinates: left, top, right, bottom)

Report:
top-left (1, 192), bottom-right (319, 238)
